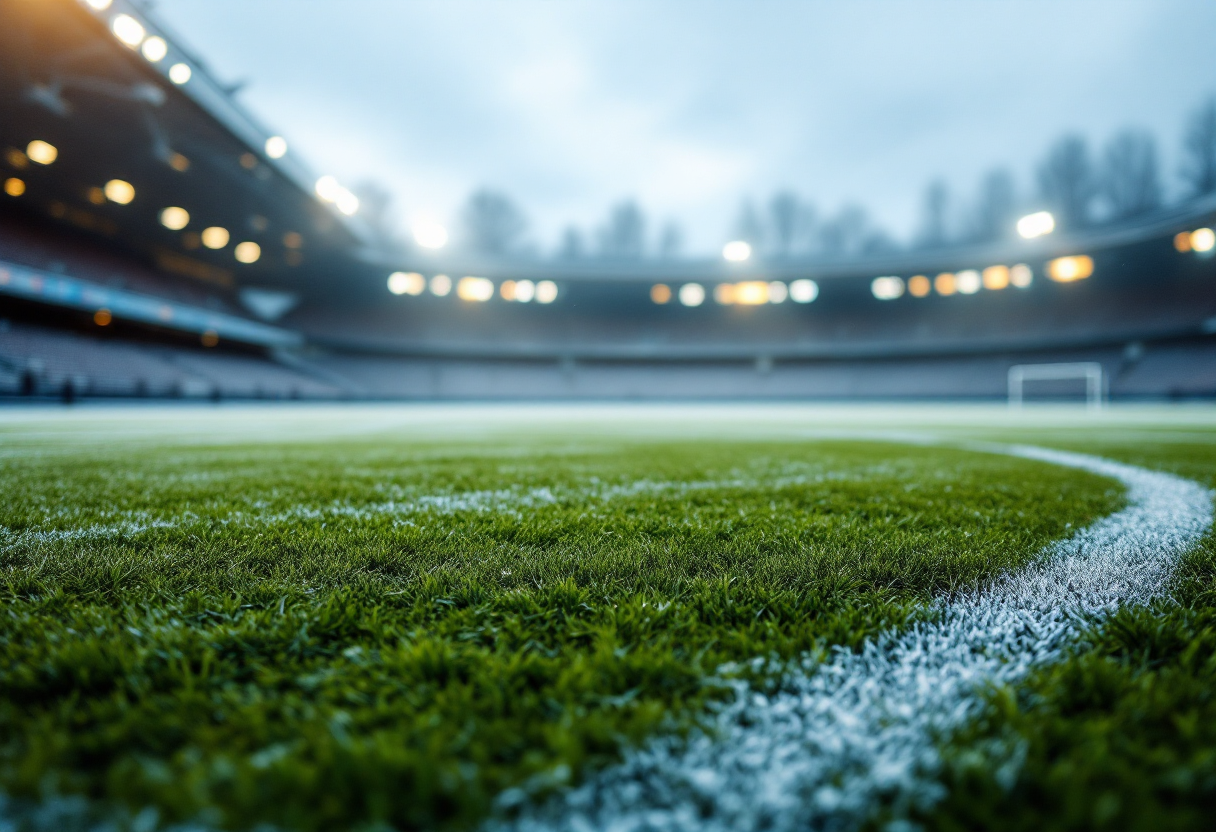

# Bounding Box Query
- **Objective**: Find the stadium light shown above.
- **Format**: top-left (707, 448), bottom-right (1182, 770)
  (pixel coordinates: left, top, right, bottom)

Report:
top-left (457, 276), bottom-right (494, 302)
top-left (26, 141), bottom-right (57, 165)
top-left (168, 63), bottom-right (192, 84)
top-left (201, 226), bottom-right (230, 249)
top-left (159, 206), bottom-right (190, 230)
top-left (722, 241), bottom-right (752, 262)
top-left (103, 179), bottom-right (135, 205)
top-left (234, 242), bottom-right (261, 264)
top-left (955, 270), bottom-right (981, 294)
top-left (1191, 228), bottom-right (1216, 253)
top-left (733, 281), bottom-right (770, 305)
top-left (907, 275), bottom-right (931, 297)
top-left (388, 272), bottom-right (426, 296)
top-left (1017, 211), bottom-right (1055, 239)
top-left (315, 176), bottom-right (342, 201)
top-left (678, 283), bottom-right (705, 307)
top-left (265, 136), bottom-right (288, 159)
top-left (429, 274), bottom-right (452, 296)
top-left (413, 221), bottom-right (449, 250)
top-left (982, 265), bottom-right (1010, 290)
top-left (514, 279), bottom-right (536, 302)
top-left (4, 178), bottom-right (25, 197)
top-left (871, 276), bottom-right (905, 300)
top-left (111, 14), bottom-right (146, 47)
top-left (789, 278), bottom-right (818, 303)
top-left (1046, 255), bottom-right (1093, 283)
top-left (336, 190), bottom-right (359, 216)
top-left (141, 36), bottom-right (168, 62)
top-left (535, 280), bottom-right (558, 304)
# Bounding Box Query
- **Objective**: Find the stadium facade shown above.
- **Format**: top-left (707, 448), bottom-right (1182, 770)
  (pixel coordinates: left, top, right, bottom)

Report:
top-left (2, 0), bottom-right (1215, 402)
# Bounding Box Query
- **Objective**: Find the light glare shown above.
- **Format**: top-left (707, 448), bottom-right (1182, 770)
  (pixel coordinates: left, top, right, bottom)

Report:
top-left (201, 226), bottom-right (230, 249)
top-left (982, 265), bottom-right (1010, 290)
top-left (935, 273), bottom-right (956, 296)
top-left (86, 0), bottom-right (113, 9)
top-left (111, 14), bottom-right (145, 47)
top-left (168, 63), bottom-right (192, 84)
top-left (908, 275), bottom-right (931, 297)
top-left (1017, 211), bottom-right (1055, 239)
top-left (767, 281), bottom-right (787, 303)
top-left (141, 36), bottom-right (167, 62)
top-left (1191, 228), bottom-right (1215, 253)
top-left (871, 276), bottom-right (905, 300)
top-left (159, 206), bottom-right (190, 230)
top-left (388, 272), bottom-right (426, 296)
top-left (1010, 264), bottom-right (1033, 288)
top-left (956, 269), bottom-right (981, 294)
top-left (103, 179), bottom-right (135, 205)
top-left (413, 221), bottom-right (448, 249)
top-left (788, 279), bottom-right (818, 303)
top-left (4, 178), bottom-right (25, 197)
top-left (26, 140), bottom-right (57, 165)
top-left (457, 276), bottom-right (495, 302)
top-left (535, 280), bottom-right (558, 304)
top-left (650, 284), bottom-right (671, 304)
top-left (264, 136), bottom-right (288, 159)
top-left (678, 283), bottom-right (705, 307)
top-left (722, 241), bottom-right (752, 262)
top-left (234, 242), bottom-right (261, 264)
top-left (315, 176), bottom-right (341, 202)
top-left (1046, 255), bottom-right (1094, 283)
top-left (514, 279), bottom-right (535, 302)
top-left (430, 274), bottom-right (452, 296)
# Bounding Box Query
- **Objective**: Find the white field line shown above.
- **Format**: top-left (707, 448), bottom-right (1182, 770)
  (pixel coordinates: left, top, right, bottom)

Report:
top-left (497, 445), bottom-right (1214, 832)
top-left (0, 467), bottom-right (877, 550)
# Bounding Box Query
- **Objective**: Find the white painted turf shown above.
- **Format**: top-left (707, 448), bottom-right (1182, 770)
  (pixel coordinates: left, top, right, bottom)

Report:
top-left (497, 444), bottom-right (1214, 832)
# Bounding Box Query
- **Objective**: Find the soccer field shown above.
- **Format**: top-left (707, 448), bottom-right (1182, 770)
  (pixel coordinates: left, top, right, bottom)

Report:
top-left (1, 403), bottom-right (1215, 832)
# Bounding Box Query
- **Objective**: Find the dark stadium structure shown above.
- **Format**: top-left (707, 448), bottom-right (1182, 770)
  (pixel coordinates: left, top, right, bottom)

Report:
top-left (3, 0), bottom-right (1216, 402)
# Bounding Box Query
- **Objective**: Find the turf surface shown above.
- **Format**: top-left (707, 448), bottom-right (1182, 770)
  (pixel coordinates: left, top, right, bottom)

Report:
top-left (0, 404), bottom-right (1211, 831)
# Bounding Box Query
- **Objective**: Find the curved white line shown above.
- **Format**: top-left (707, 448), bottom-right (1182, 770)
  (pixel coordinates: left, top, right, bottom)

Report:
top-left (499, 445), bottom-right (1214, 832)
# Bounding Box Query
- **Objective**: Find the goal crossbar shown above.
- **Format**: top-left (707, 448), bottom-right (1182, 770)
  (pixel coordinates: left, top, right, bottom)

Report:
top-left (1008, 362), bottom-right (1105, 409)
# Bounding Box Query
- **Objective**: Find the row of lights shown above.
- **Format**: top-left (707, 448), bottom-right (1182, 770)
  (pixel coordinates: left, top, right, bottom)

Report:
top-left (1175, 227), bottom-right (1216, 254)
top-left (651, 279), bottom-right (820, 307)
top-left (89, 1), bottom-right (290, 165)
top-left (388, 272), bottom-right (559, 303)
top-left (871, 264), bottom-right (1036, 300)
top-left (3, 138), bottom-right (267, 265)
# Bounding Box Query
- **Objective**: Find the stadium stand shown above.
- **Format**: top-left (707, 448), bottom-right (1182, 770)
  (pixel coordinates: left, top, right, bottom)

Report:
top-left (0, 320), bottom-right (340, 399)
top-left (2, 0), bottom-right (1215, 403)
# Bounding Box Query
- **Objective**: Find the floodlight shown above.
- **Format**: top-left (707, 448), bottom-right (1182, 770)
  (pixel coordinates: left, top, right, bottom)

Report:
top-left (111, 15), bottom-right (145, 47)
top-left (141, 36), bottom-right (168, 62)
top-left (264, 136), bottom-right (288, 159)
top-left (413, 221), bottom-right (448, 249)
top-left (159, 206), bottom-right (190, 230)
top-left (103, 179), bottom-right (135, 204)
top-left (722, 241), bottom-right (752, 262)
top-left (26, 141), bottom-right (57, 165)
top-left (1017, 211), bottom-right (1055, 239)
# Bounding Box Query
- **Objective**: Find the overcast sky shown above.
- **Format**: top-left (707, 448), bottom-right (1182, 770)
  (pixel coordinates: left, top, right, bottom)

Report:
top-left (154, 0), bottom-right (1216, 255)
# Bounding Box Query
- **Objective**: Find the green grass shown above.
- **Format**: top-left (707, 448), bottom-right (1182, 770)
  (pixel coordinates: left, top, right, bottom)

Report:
top-left (919, 441), bottom-right (1216, 832)
top-left (0, 425), bottom-right (1121, 832)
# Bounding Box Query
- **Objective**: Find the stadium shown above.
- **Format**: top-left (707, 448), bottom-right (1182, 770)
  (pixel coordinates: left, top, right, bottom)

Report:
top-left (2, 1), bottom-right (1216, 831)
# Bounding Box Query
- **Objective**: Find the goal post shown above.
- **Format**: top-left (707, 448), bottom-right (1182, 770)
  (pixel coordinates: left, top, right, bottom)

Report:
top-left (1008, 362), bottom-right (1105, 409)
